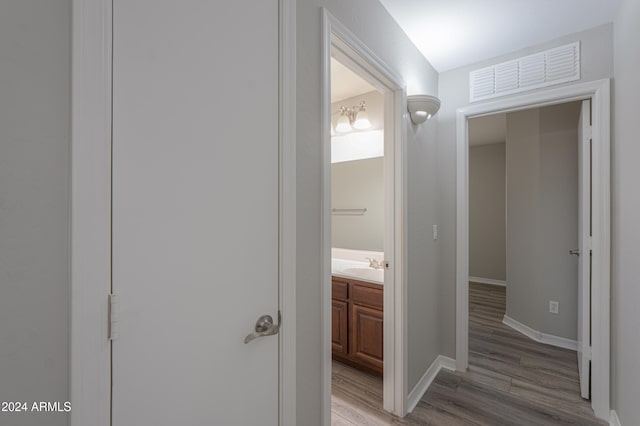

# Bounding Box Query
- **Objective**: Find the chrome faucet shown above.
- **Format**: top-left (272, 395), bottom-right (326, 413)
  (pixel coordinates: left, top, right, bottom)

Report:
top-left (366, 257), bottom-right (384, 269)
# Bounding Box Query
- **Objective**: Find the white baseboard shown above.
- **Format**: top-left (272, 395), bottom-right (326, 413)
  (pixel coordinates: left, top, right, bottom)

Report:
top-left (407, 355), bottom-right (456, 413)
top-left (610, 410), bottom-right (621, 426)
top-left (502, 315), bottom-right (577, 351)
top-left (469, 276), bottom-right (506, 287)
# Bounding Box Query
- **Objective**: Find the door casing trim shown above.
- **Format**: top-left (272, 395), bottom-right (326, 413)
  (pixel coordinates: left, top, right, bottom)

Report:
top-left (455, 78), bottom-right (611, 420)
top-left (70, 1), bottom-right (296, 424)
top-left (70, 1), bottom-right (112, 424)
top-left (278, 0), bottom-right (297, 424)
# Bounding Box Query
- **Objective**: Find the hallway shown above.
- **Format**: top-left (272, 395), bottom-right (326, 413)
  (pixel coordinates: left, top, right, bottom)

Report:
top-left (331, 282), bottom-right (606, 425)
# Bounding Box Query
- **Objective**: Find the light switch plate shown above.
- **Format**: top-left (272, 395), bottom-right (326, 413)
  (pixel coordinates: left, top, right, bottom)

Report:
top-left (433, 224), bottom-right (438, 240)
top-left (549, 301), bottom-right (559, 314)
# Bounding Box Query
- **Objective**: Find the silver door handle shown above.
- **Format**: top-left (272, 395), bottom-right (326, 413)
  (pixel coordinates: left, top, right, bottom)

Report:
top-left (244, 311), bottom-right (281, 344)
top-left (569, 249), bottom-right (580, 256)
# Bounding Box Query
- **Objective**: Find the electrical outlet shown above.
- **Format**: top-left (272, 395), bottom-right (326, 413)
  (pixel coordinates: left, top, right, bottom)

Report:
top-left (549, 301), bottom-right (559, 314)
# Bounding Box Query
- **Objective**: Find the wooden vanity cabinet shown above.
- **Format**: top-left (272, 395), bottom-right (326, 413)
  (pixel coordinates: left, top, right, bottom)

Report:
top-left (331, 277), bottom-right (383, 376)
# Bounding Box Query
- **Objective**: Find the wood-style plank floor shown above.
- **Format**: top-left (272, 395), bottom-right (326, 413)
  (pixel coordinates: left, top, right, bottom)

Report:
top-left (331, 282), bottom-right (606, 425)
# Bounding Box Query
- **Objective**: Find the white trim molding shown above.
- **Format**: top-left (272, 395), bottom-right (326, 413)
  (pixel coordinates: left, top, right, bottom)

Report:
top-left (609, 410), bottom-right (622, 426)
top-left (455, 78), bottom-right (611, 421)
top-left (321, 8), bottom-right (408, 421)
top-left (469, 276), bottom-right (506, 287)
top-left (407, 356), bottom-right (456, 414)
top-left (278, 0), bottom-right (297, 424)
top-left (502, 315), bottom-right (577, 351)
top-left (70, 1), bottom-right (112, 425)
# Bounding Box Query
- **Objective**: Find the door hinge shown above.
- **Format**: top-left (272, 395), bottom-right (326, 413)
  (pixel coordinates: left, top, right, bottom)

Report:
top-left (585, 345), bottom-right (592, 360)
top-left (383, 260), bottom-right (390, 270)
top-left (108, 293), bottom-right (119, 341)
top-left (586, 125), bottom-right (593, 140)
top-left (585, 236), bottom-right (593, 251)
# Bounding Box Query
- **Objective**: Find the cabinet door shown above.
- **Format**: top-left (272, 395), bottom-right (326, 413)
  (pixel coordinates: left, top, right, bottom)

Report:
top-left (351, 304), bottom-right (383, 370)
top-left (332, 300), bottom-right (349, 355)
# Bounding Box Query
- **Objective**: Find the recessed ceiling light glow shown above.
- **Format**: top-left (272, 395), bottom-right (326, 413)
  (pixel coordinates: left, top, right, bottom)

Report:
top-left (377, 0), bottom-right (620, 72)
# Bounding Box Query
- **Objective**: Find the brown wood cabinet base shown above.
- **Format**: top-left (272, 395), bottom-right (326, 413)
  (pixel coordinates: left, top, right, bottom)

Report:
top-left (332, 353), bottom-right (382, 377)
top-left (331, 276), bottom-right (383, 376)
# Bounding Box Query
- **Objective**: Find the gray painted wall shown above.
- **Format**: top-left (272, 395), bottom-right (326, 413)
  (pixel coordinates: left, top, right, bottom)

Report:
top-left (437, 24), bottom-right (614, 358)
top-left (0, 1), bottom-right (70, 426)
top-left (331, 91), bottom-right (385, 252)
top-left (505, 103), bottom-right (580, 341)
top-left (612, 0), bottom-right (640, 423)
top-left (469, 143), bottom-right (506, 281)
top-left (296, 2), bottom-right (440, 421)
top-left (332, 158), bottom-right (384, 251)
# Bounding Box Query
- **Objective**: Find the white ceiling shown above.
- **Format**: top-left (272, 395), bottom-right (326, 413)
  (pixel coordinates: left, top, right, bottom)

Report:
top-left (377, 0), bottom-right (620, 72)
top-left (331, 58), bottom-right (377, 102)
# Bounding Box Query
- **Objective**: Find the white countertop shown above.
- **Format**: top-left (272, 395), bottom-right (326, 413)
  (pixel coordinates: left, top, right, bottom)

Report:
top-left (331, 258), bottom-right (384, 285)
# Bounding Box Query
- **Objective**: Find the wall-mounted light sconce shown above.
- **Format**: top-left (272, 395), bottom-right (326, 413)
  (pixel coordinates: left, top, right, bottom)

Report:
top-left (335, 100), bottom-right (371, 133)
top-left (407, 94), bottom-right (441, 124)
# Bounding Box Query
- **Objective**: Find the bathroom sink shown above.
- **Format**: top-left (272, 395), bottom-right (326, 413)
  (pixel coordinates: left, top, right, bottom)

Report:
top-left (342, 267), bottom-right (384, 283)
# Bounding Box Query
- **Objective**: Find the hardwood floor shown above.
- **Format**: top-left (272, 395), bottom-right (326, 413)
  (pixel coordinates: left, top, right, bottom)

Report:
top-left (331, 282), bottom-right (607, 425)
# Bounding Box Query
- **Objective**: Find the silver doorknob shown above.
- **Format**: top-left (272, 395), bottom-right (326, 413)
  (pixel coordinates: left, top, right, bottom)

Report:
top-left (569, 249), bottom-right (580, 256)
top-left (244, 311), bottom-right (281, 344)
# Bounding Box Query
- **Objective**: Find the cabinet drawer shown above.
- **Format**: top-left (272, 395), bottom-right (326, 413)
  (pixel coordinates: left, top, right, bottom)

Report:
top-left (332, 280), bottom-right (348, 301)
top-left (351, 284), bottom-right (383, 309)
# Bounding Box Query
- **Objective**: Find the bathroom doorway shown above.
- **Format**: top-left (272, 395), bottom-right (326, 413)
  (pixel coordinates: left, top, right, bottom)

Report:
top-left (322, 10), bottom-right (408, 421)
top-left (330, 57), bottom-right (387, 419)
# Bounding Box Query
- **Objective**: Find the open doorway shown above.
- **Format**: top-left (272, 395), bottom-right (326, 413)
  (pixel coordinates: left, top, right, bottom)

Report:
top-left (455, 79), bottom-right (611, 421)
top-left (321, 10), bottom-right (408, 422)
top-left (329, 56), bottom-right (387, 422)
top-left (466, 100), bottom-right (599, 419)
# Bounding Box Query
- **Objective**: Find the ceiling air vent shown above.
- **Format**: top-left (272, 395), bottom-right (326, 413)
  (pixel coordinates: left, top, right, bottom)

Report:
top-left (469, 42), bottom-right (580, 102)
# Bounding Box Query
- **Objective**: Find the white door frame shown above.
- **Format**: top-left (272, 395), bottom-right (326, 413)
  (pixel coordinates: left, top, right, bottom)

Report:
top-left (321, 9), bottom-right (408, 422)
top-left (69, 1), bottom-right (296, 425)
top-left (455, 79), bottom-right (611, 420)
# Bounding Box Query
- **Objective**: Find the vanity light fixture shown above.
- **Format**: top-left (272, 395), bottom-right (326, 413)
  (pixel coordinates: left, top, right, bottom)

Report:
top-left (335, 100), bottom-right (371, 133)
top-left (407, 94), bottom-right (441, 124)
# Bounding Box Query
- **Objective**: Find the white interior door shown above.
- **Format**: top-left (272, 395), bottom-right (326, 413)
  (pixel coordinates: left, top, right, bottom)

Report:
top-left (111, 1), bottom-right (280, 425)
top-left (577, 99), bottom-right (592, 400)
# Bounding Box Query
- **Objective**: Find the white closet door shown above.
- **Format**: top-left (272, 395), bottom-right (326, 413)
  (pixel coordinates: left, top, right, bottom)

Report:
top-left (577, 99), bottom-right (592, 400)
top-left (111, 1), bottom-right (280, 424)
